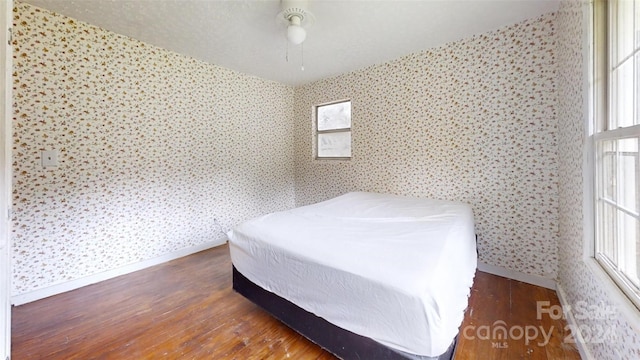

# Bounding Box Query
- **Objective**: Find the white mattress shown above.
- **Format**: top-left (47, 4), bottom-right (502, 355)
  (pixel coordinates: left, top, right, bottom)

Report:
top-left (227, 192), bottom-right (477, 357)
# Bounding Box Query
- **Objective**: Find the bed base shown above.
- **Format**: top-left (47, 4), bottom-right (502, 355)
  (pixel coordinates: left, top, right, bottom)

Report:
top-left (232, 266), bottom-right (457, 360)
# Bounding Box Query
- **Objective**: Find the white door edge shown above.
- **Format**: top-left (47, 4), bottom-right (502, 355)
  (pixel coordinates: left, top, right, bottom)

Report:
top-left (1, 0), bottom-right (13, 359)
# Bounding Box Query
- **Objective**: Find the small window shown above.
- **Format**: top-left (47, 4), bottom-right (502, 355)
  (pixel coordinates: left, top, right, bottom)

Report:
top-left (593, 0), bottom-right (640, 309)
top-left (316, 100), bottom-right (351, 159)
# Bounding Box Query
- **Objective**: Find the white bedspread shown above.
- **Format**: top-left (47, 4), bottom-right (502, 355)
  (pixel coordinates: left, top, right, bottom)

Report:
top-left (227, 192), bottom-right (477, 357)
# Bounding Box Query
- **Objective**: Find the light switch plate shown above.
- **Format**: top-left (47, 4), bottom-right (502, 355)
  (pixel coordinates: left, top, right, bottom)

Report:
top-left (41, 150), bottom-right (58, 168)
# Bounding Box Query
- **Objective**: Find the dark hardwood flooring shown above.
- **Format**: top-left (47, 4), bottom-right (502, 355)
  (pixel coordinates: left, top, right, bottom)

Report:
top-left (12, 244), bottom-right (580, 359)
top-left (454, 269), bottom-right (581, 360)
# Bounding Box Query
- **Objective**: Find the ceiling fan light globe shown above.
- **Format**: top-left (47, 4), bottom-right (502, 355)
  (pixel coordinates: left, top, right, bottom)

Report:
top-left (287, 24), bottom-right (306, 45)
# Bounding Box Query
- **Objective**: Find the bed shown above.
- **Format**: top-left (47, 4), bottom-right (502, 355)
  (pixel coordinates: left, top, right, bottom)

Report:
top-left (227, 191), bottom-right (477, 359)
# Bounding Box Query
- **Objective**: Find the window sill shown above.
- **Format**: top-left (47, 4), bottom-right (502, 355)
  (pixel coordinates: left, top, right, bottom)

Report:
top-left (314, 157), bottom-right (351, 161)
top-left (584, 256), bottom-right (640, 332)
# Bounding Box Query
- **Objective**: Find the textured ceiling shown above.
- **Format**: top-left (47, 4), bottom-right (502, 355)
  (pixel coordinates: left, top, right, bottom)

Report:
top-left (20, 0), bottom-right (560, 86)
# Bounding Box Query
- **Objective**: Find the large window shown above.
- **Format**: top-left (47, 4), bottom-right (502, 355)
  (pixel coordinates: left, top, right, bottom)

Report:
top-left (594, 0), bottom-right (640, 309)
top-left (316, 100), bottom-right (351, 159)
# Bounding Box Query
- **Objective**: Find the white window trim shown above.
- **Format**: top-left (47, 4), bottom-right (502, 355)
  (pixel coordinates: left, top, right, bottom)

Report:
top-left (583, 0), bottom-right (640, 331)
top-left (314, 99), bottom-right (352, 160)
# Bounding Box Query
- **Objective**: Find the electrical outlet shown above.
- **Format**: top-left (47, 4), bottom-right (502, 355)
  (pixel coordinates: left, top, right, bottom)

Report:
top-left (41, 150), bottom-right (58, 168)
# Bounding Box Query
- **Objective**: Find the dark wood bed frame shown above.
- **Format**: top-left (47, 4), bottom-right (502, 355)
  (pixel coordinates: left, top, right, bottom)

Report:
top-left (232, 266), bottom-right (457, 360)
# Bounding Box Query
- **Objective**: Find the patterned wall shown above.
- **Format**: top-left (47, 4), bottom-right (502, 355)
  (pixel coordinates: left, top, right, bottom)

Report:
top-left (19, 8), bottom-right (640, 355)
top-left (294, 13), bottom-right (559, 279)
top-left (556, 0), bottom-right (640, 358)
top-left (11, 3), bottom-right (295, 295)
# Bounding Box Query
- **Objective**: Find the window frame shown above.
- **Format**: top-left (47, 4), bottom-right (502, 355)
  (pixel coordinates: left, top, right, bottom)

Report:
top-left (315, 99), bottom-right (352, 160)
top-left (592, 0), bottom-right (640, 312)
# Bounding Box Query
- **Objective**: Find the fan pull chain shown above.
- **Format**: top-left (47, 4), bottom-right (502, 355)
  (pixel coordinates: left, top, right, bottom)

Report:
top-left (285, 38), bottom-right (289, 63)
top-left (301, 42), bottom-right (304, 71)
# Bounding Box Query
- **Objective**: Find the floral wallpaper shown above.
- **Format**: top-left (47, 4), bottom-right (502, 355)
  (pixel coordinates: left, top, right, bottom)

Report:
top-left (294, 13), bottom-right (559, 279)
top-left (556, 0), bottom-right (640, 358)
top-left (17, 7), bottom-right (640, 356)
top-left (11, 2), bottom-right (295, 295)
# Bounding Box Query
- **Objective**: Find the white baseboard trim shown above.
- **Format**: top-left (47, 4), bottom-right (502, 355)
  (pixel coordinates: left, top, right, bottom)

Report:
top-left (556, 283), bottom-right (595, 360)
top-left (11, 240), bottom-right (226, 306)
top-left (477, 262), bottom-right (557, 290)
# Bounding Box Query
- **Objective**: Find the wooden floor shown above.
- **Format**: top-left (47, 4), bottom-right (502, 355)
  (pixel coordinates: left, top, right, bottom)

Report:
top-left (12, 244), bottom-right (580, 359)
top-left (454, 270), bottom-right (581, 359)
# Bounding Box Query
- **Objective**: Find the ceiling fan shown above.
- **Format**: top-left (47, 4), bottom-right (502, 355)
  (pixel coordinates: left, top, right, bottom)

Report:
top-left (277, 0), bottom-right (315, 45)
top-left (276, 0), bottom-right (315, 70)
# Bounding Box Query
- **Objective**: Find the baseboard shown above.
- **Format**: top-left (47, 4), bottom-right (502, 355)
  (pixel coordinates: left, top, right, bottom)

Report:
top-left (477, 262), bottom-right (557, 290)
top-left (555, 283), bottom-right (595, 360)
top-left (11, 240), bottom-right (226, 306)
